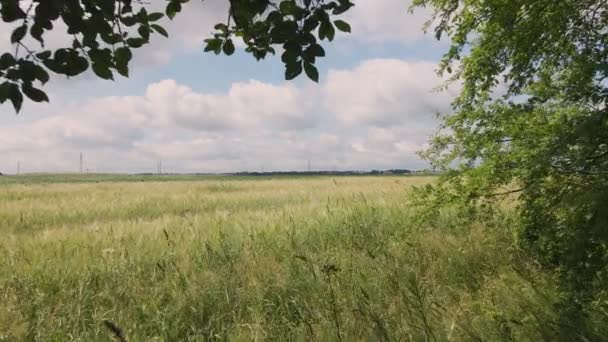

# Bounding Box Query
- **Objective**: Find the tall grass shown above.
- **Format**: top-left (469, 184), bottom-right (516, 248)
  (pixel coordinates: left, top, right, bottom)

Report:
top-left (0, 176), bottom-right (603, 340)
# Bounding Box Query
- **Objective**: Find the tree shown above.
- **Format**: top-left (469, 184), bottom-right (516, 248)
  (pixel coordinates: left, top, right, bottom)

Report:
top-left (0, 0), bottom-right (353, 112)
top-left (412, 0), bottom-right (608, 327)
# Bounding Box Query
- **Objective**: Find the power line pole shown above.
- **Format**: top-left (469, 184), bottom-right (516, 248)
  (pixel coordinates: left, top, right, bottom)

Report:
top-left (307, 159), bottom-right (311, 172)
top-left (17, 160), bottom-right (20, 175)
top-left (79, 152), bottom-right (83, 173)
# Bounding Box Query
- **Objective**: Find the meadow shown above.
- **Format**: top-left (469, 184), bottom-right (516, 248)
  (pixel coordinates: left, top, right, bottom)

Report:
top-left (0, 175), bottom-right (599, 341)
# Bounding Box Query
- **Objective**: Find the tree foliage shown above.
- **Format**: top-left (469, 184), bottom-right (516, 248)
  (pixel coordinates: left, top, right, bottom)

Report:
top-left (413, 0), bottom-right (608, 301)
top-left (0, 0), bottom-right (353, 112)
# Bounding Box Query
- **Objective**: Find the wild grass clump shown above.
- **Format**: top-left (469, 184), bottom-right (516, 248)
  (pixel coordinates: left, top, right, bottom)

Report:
top-left (0, 176), bottom-right (604, 340)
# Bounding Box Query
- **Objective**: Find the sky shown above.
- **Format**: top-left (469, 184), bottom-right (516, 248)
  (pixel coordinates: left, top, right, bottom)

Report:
top-left (0, 0), bottom-right (458, 174)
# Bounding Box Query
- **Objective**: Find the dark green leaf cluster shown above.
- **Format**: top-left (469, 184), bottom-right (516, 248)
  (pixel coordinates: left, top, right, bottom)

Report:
top-left (203, 0), bottom-right (353, 83)
top-left (0, 0), bottom-right (353, 112)
top-left (0, 0), bottom-right (177, 112)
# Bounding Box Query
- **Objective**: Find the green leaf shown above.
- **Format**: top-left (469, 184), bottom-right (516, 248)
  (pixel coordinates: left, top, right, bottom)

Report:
top-left (137, 7), bottom-right (149, 22)
top-left (285, 61), bottom-right (303, 80)
top-left (138, 25), bottom-right (150, 41)
top-left (266, 10), bottom-right (282, 24)
top-left (204, 38), bottom-right (222, 55)
top-left (0, 53), bottom-right (16, 69)
top-left (319, 21), bottom-right (335, 41)
top-left (100, 32), bottom-right (123, 45)
top-left (333, 1), bottom-right (354, 15)
top-left (126, 38), bottom-right (146, 48)
top-left (0, 2), bottom-right (26, 22)
top-left (30, 24), bottom-right (44, 44)
top-left (280, 1), bottom-right (303, 16)
top-left (116, 64), bottom-right (129, 77)
top-left (223, 39), bottom-right (235, 56)
top-left (115, 47), bottom-right (133, 65)
top-left (8, 83), bottom-right (23, 112)
top-left (89, 49), bottom-right (113, 65)
top-left (281, 48), bottom-right (299, 64)
top-left (151, 24), bottom-right (169, 38)
top-left (307, 44), bottom-right (325, 57)
top-left (35, 51), bottom-right (52, 60)
top-left (71, 56), bottom-right (90, 76)
top-left (318, 25), bottom-right (326, 40)
top-left (120, 15), bottom-right (138, 27)
top-left (304, 62), bottom-right (319, 82)
top-left (98, 0), bottom-right (116, 17)
top-left (114, 46), bottom-right (131, 78)
top-left (333, 20), bottom-right (351, 33)
top-left (0, 82), bottom-right (11, 104)
top-left (252, 48), bottom-right (268, 61)
top-left (32, 65), bottom-right (50, 84)
top-left (17, 60), bottom-right (38, 82)
top-left (214, 23), bottom-right (228, 32)
top-left (11, 25), bottom-right (27, 43)
top-left (42, 58), bottom-right (61, 74)
top-left (166, 1), bottom-right (182, 20)
top-left (22, 84), bottom-right (49, 102)
top-left (325, 22), bottom-right (336, 41)
top-left (147, 12), bottom-right (164, 22)
top-left (92, 63), bottom-right (114, 80)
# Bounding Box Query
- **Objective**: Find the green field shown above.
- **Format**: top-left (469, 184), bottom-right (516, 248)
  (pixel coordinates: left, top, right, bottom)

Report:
top-left (0, 175), bottom-right (596, 341)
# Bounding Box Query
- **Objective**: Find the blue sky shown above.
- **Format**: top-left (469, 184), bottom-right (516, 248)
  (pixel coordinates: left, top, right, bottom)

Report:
top-left (0, 0), bottom-right (457, 174)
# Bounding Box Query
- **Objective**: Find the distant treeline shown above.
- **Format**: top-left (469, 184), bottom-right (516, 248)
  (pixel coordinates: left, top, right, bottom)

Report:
top-left (1, 170), bottom-right (438, 178)
top-left (129, 169), bottom-right (440, 177)
top-left (229, 169), bottom-right (417, 177)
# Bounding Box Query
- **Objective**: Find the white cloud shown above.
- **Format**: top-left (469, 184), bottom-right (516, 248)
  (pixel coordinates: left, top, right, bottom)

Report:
top-left (0, 58), bottom-right (453, 174)
top-left (325, 59), bottom-right (454, 128)
top-left (144, 79), bottom-right (315, 131)
top-left (342, 0), bottom-right (433, 43)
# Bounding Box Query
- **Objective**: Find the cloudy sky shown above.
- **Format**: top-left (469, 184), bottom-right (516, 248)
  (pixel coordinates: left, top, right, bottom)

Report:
top-left (0, 0), bottom-right (457, 174)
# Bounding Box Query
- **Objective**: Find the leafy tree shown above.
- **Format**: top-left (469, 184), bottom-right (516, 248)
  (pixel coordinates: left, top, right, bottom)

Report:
top-left (412, 0), bottom-right (608, 324)
top-left (0, 0), bottom-right (353, 112)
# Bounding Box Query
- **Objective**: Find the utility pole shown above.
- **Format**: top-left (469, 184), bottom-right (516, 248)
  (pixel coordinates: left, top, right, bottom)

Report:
top-left (79, 152), bottom-right (83, 173)
top-left (307, 159), bottom-right (311, 172)
top-left (17, 160), bottom-right (20, 175)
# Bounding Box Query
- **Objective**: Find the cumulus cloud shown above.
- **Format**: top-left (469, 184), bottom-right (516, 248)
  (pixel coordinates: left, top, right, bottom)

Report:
top-left (0, 58), bottom-right (454, 174)
top-left (144, 79), bottom-right (316, 131)
top-left (342, 0), bottom-right (433, 44)
top-left (1, 78), bottom-right (311, 147)
top-left (325, 59), bottom-right (455, 130)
